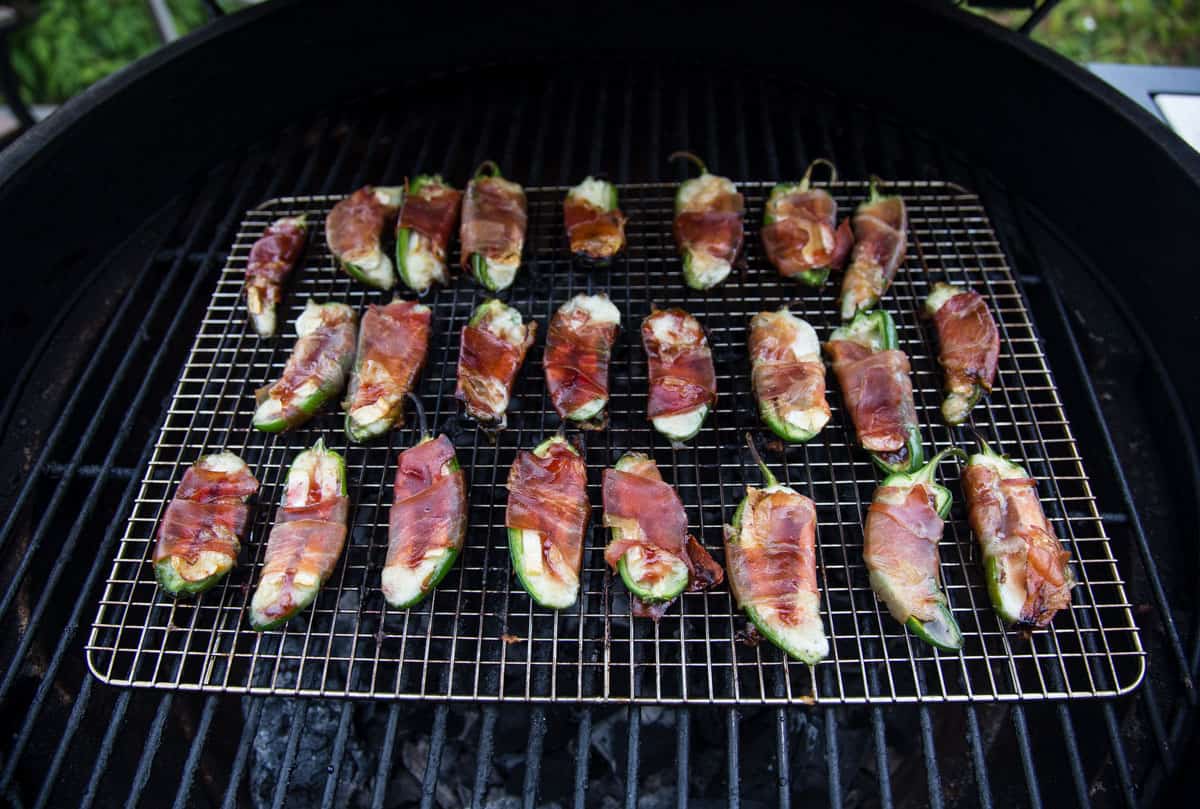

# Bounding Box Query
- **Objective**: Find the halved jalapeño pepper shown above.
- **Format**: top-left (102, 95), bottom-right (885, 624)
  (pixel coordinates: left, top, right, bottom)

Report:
top-left (962, 438), bottom-right (1073, 628)
top-left (382, 434), bottom-right (467, 609)
top-left (455, 299), bottom-right (536, 430)
top-left (725, 439), bottom-right (828, 663)
top-left (839, 178), bottom-right (907, 320)
top-left (253, 301), bottom-right (358, 432)
top-left (863, 447), bottom-right (966, 651)
top-left (154, 452), bottom-right (259, 596)
top-left (670, 151), bottom-right (744, 290)
top-left (564, 177), bottom-right (627, 265)
top-left (343, 299), bottom-right (431, 442)
top-left (245, 214), bottom-right (308, 337)
top-left (602, 453), bottom-right (723, 609)
top-left (749, 307), bottom-right (831, 443)
top-left (505, 436), bottom-right (589, 609)
top-left (761, 159), bottom-right (852, 287)
top-left (825, 309), bottom-right (923, 474)
top-left (326, 186), bottom-right (403, 290)
top-left (396, 175), bottom-right (462, 293)
top-left (642, 308), bottom-right (716, 444)
top-left (460, 161), bottom-right (527, 292)
top-left (925, 282), bottom-right (1000, 424)
top-left (544, 293), bottom-right (621, 428)
top-left (249, 439), bottom-right (349, 630)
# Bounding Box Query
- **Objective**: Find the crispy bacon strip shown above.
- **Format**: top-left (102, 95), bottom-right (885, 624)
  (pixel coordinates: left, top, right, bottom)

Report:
top-left (399, 182), bottom-right (462, 252)
top-left (863, 485), bottom-right (945, 624)
top-left (762, 190), bottom-right (852, 278)
top-left (344, 300), bottom-right (430, 435)
top-left (825, 341), bottom-right (916, 454)
top-left (154, 458), bottom-right (259, 579)
top-left (327, 187), bottom-right (400, 265)
top-left (726, 487), bottom-right (819, 627)
top-left (963, 460), bottom-right (1072, 627)
top-left (506, 441), bottom-right (590, 588)
top-left (643, 309), bottom-right (716, 419)
top-left (544, 297), bottom-right (619, 421)
top-left (932, 287), bottom-right (1000, 412)
top-left (460, 176), bottom-right (527, 269)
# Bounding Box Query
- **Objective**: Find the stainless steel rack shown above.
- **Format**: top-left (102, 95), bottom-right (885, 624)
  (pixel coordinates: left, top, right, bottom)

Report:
top-left (86, 181), bottom-right (1143, 704)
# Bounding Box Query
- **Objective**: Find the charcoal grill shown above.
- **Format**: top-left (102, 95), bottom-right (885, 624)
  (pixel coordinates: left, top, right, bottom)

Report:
top-left (2, 1), bottom-right (1198, 807)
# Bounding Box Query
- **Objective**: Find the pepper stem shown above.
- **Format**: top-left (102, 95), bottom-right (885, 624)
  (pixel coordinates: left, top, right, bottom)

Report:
top-left (405, 392), bottom-right (428, 440)
top-left (800, 158), bottom-right (838, 191)
top-left (971, 429), bottom-right (1002, 459)
top-left (474, 160), bottom-right (501, 179)
top-left (668, 150), bottom-right (708, 176)
top-left (910, 446), bottom-right (967, 487)
top-left (868, 174), bottom-right (887, 202)
top-left (744, 433), bottom-right (779, 488)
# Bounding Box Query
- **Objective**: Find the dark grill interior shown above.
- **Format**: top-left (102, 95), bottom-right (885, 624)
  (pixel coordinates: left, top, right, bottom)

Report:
top-left (1, 62), bottom-right (1196, 807)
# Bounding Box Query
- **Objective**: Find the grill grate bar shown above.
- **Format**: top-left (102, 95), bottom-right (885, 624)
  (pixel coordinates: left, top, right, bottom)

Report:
top-left (81, 689), bottom-right (131, 809)
top-left (271, 701), bottom-right (308, 809)
top-left (626, 707), bottom-right (641, 809)
top-left (872, 707), bottom-right (895, 809)
top-left (1011, 706), bottom-right (1045, 809)
top-left (472, 706), bottom-right (499, 808)
top-left (319, 702), bottom-right (355, 809)
top-left (522, 707), bottom-right (547, 809)
top-left (1057, 704), bottom-right (1092, 809)
top-left (573, 707), bottom-right (593, 809)
top-left (420, 704), bottom-right (450, 809)
top-left (676, 709), bottom-right (690, 809)
top-left (964, 706), bottom-right (994, 809)
top-left (125, 693), bottom-right (173, 809)
top-left (727, 709), bottom-right (741, 809)
top-left (170, 694), bottom-right (219, 809)
top-left (370, 704), bottom-right (402, 809)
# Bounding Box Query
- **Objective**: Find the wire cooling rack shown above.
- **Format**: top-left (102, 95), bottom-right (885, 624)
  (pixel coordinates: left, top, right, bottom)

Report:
top-left (86, 181), bottom-right (1144, 704)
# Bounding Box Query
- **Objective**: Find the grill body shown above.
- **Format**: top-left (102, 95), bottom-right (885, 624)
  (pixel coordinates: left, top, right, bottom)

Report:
top-left (0, 1), bottom-right (1197, 807)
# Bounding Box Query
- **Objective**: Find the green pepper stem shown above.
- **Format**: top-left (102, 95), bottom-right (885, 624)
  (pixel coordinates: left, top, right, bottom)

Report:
top-left (971, 429), bottom-right (1002, 459)
top-left (312, 436), bottom-right (327, 454)
top-left (911, 446), bottom-right (967, 487)
top-left (668, 150), bottom-right (708, 176)
top-left (406, 392), bottom-right (428, 440)
top-left (801, 158), bottom-right (838, 191)
top-left (474, 160), bottom-right (501, 179)
top-left (744, 432), bottom-right (779, 488)
top-left (868, 174), bottom-right (887, 202)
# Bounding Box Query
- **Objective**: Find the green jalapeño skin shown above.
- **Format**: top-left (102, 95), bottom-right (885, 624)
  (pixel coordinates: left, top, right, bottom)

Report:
top-left (460, 161), bottom-right (527, 292)
top-left (825, 308), bottom-right (924, 474)
top-left (669, 151), bottom-right (745, 290)
top-left (863, 448), bottom-right (966, 652)
top-left (326, 186), bottom-right (404, 289)
top-left (725, 437), bottom-right (829, 664)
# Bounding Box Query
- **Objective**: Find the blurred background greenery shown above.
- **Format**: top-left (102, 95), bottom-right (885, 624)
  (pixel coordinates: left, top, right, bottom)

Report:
top-left (0, 0), bottom-right (1198, 106)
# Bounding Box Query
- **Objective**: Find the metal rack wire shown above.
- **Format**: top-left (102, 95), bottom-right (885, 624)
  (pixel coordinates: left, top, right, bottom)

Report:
top-left (86, 180), bottom-right (1143, 704)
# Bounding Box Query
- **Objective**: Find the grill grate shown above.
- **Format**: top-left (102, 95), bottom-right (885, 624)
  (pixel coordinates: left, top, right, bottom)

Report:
top-left (86, 180), bottom-right (1143, 704)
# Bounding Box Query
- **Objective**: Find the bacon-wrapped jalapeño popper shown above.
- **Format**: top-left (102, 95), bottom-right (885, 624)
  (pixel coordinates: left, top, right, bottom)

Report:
top-left (382, 399), bottom-right (467, 608)
top-left (544, 293), bottom-right (621, 428)
top-left (253, 301), bottom-right (358, 432)
top-left (343, 299), bottom-right (431, 442)
top-left (326, 185), bottom-right (404, 290)
top-left (564, 177), bottom-right (627, 265)
top-left (864, 447), bottom-right (966, 651)
top-left (460, 161), bottom-right (527, 292)
top-left (603, 452), bottom-right (723, 608)
top-left (245, 215), bottom-right (308, 337)
top-left (925, 282), bottom-right (1000, 424)
top-left (154, 452), bottom-right (260, 596)
top-left (506, 436), bottom-right (589, 609)
top-left (749, 307), bottom-right (831, 443)
top-left (963, 438), bottom-right (1073, 628)
top-left (761, 159), bottom-right (853, 287)
top-left (725, 437), bottom-right (828, 663)
top-left (642, 308), bottom-right (716, 444)
top-left (396, 175), bottom-right (462, 293)
top-left (249, 439), bottom-right (349, 630)
top-left (455, 299), bottom-right (536, 430)
top-left (825, 309), bottom-right (923, 474)
top-left (839, 179), bottom-right (908, 321)
top-left (670, 151), bottom-right (745, 290)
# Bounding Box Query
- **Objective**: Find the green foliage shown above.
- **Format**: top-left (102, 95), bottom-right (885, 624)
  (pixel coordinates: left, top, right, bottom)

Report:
top-left (8, 0), bottom-right (210, 104)
top-left (976, 0), bottom-right (1200, 65)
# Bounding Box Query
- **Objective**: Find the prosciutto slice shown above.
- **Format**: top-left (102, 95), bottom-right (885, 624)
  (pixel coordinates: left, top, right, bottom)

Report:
top-left (247, 217), bottom-right (307, 286)
top-left (544, 297), bottom-right (619, 421)
top-left (399, 182), bottom-right (462, 251)
top-left (863, 485), bottom-right (946, 623)
top-left (253, 495), bottom-right (349, 625)
top-left (840, 190), bottom-right (907, 318)
top-left (255, 302), bottom-right (357, 427)
top-left (725, 487), bottom-right (819, 628)
top-left (565, 197), bottom-right (626, 260)
top-left (460, 177), bottom-right (527, 268)
top-left (506, 441), bottom-right (589, 587)
top-left (749, 310), bottom-right (830, 433)
top-left (963, 463), bottom-right (1072, 627)
top-left (643, 309), bottom-right (716, 419)
top-left (455, 314), bottom-right (536, 425)
top-left (154, 458), bottom-right (259, 573)
top-left (761, 189), bottom-right (852, 277)
top-left (933, 289), bottom-right (1000, 398)
top-left (327, 187), bottom-right (401, 265)
top-left (344, 300), bottom-right (431, 428)
top-left (825, 341), bottom-right (916, 453)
